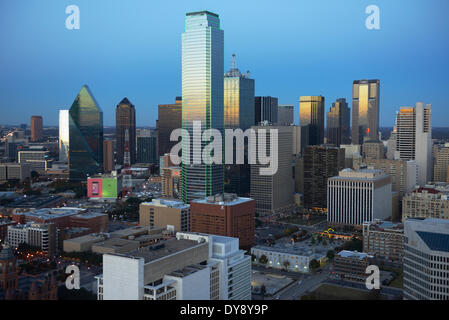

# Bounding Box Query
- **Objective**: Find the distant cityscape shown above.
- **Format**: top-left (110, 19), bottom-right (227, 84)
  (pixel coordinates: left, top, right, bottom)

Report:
top-left (0, 9), bottom-right (449, 303)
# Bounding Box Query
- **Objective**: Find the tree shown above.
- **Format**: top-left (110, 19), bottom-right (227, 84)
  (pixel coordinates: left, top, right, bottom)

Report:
top-left (283, 260), bottom-right (290, 270)
top-left (259, 255), bottom-right (268, 265)
top-left (31, 170), bottom-right (39, 181)
top-left (322, 238), bottom-right (328, 246)
top-left (309, 259), bottom-right (320, 272)
top-left (326, 250), bottom-right (335, 260)
top-left (251, 254), bottom-right (257, 262)
top-left (311, 237), bottom-right (316, 245)
top-left (260, 284), bottom-right (266, 299)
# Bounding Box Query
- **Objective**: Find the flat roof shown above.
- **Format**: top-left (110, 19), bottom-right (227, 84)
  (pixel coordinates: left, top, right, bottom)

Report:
top-left (186, 11), bottom-right (219, 18)
top-left (337, 250), bottom-right (371, 260)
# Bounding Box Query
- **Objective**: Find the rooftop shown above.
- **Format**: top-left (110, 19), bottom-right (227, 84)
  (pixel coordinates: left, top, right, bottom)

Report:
top-left (142, 198), bottom-right (189, 209)
top-left (14, 207), bottom-right (85, 220)
top-left (337, 250), bottom-right (372, 260)
top-left (192, 193), bottom-right (253, 206)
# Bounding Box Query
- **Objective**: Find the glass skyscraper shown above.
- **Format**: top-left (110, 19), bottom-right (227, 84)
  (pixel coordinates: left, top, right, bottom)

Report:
top-left (326, 98), bottom-right (351, 146)
top-left (352, 79), bottom-right (380, 145)
top-left (299, 95), bottom-right (325, 147)
top-left (181, 11), bottom-right (224, 203)
top-left (158, 97), bottom-right (182, 157)
top-left (59, 110), bottom-right (69, 163)
top-left (69, 85), bottom-right (103, 181)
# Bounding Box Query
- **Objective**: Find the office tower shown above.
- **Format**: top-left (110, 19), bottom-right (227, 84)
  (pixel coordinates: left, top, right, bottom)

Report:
top-left (402, 187), bottom-right (449, 221)
top-left (7, 222), bottom-right (57, 256)
top-left (59, 110), bottom-right (70, 163)
top-left (116, 97), bottom-right (136, 166)
top-left (0, 163), bottom-right (31, 181)
top-left (327, 169), bottom-right (392, 226)
top-left (362, 220), bottom-right (404, 263)
top-left (161, 167), bottom-right (181, 198)
top-left (278, 104), bottom-right (294, 126)
top-left (362, 139), bottom-right (385, 159)
top-left (18, 150), bottom-right (49, 173)
top-left (386, 127), bottom-right (397, 160)
top-left (103, 140), bottom-right (114, 173)
top-left (137, 136), bottom-right (157, 164)
top-left (363, 159), bottom-right (417, 198)
top-left (190, 194), bottom-right (255, 249)
top-left (403, 218), bottom-right (449, 300)
top-left (326, 98), bottom-right (350, 146)
top-left (224, 54), bottom-right (255, 130)
top-left (181, 11), bottom-right (224, 203)
top-left (139, 199), bottom-right (190, 232)
top-left (30, 116), bottom-right (43, 142)
top-left (158, 97), bottom-right (182, 157)
top-left (69, 85), bottom-right (103, 181)
top-left (300, 96), bottom-right (325, 146)
top-left (97, 232), bottom-right (251, 300)
top-left (433, 144), bottom-right (449, 182)
top-left (302, 145), bottom-right (345, 209)
top-left (396, 102), bottom-right (432, 185)
top-left (292, 126), bottom-right (301, 156)
top-left (255, 96), bottom-right (278, 125)
top-left (352, 79), bottom-right (380, 145)
top-left (250, 125), bottom-right (294, 216)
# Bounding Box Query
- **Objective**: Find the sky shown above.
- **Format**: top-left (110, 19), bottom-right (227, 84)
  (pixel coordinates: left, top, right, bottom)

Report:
top-left (1, 0), bottom-right (449, 128)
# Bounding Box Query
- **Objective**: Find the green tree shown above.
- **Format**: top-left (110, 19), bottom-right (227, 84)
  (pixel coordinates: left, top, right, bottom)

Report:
top-left (322, 238), bottom-right (328, 246)
top-left (283, 260), bottom-right (290, 270)
top-left (309, 259), bottom-right (320, 272)
top-left (259, 255), bottom-right (268, 265)
top-left (326, 250), bottom-right (335, 260)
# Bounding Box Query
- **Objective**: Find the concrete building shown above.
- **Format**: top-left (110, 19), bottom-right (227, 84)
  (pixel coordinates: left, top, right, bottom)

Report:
top-left (278, 104), bottom-right (294, 126)
top-left (352, 79), bottom-right (380, 145)
top-left (396, 103), bottom-right (432, 186)
top-left (362, 220), bottom-right (404, 263)
top-left (190, 194), bottom-right (254, 249)
top-left (433, 144), bottom-right (449, 183)
top-left (30, 116), bottom-right (43, 142)
top-left (0, 163), bottom-right (31, 181)
top-left (103, 140), bottom-right (114, 173)
top-left (139, 199), bottom-right (190, 232)
top-left (161, 167), bottom-right (180, 198)
top-left (402, 187), bottom-right (449, 221)
top-left (18, 150), bottom-right (49, 173)
top-left (403, 218), bottom-right (449, 300)
top-left (250, 125), bottom-right (294, 216)
top-left (7, 222), bottom-right (57, 255)
top-left (255, 96), bottom-right (278, 125)
top-left (362, 139), bottom-right (385, 160)
top-left (326, 98), bottom-right (350, 147)
top-left (328, 169), bottom-right (392, 226)
top-left (334, 250), bottom-right (373, 282)
top-left (340, 144), bottom-right (362, 169)
top-left (97, 232), bottom-right (251, 300)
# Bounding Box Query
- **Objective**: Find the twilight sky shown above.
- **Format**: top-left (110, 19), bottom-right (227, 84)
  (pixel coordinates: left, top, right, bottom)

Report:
top-left (1, 0), bottom-right (448, 128)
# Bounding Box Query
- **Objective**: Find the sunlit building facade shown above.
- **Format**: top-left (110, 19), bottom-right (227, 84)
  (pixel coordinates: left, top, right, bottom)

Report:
top-left (352, 79), bottom-right (380, 145)
top-left (158, 97), bottom-right (182, 157)
top-left (116, 97), bottom-right (136, 166)
top-left (59, 110), bottom-right (70, 163)
top-left (300, 96), bottom-right (325, 147)
top-left (69, 85), bottom-right (104, 181)
top-left (326, 98), bottom-right (350, 146)
top-left (181, 11), bottom-right (224, 203)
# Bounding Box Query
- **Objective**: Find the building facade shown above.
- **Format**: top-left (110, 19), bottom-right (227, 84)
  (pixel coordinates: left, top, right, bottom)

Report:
top-left (326, 98), bottom-right (350, 146)
top-left (139, 199), bottom-right (190, 232)
top-left (255, 96), bottom-right (278, 125)
top-left (58, 110), bottom-right (70, 163)
top-left (116, 97), bottom-right (136, 166)
top-left (300, 96), bottom-right (325, 146)
top-left (362, 220), bottom-right (404, 263)
top-left (158, 97), bottom-right (182, 158)
top-left (30, 116), bottom-right (43, 142)
top-left (402, 187), bottom-right (449, 221)
top-left (352, 79), bottom-right (380, 145)
top-left (278, 104), bottom-right (294, 126)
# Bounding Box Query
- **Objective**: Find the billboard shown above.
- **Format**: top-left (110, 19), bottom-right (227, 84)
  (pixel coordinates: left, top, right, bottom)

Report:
top-left (88, 177), bottom-right (118, 199)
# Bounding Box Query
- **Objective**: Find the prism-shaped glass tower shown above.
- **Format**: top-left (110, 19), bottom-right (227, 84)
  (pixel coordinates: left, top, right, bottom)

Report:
top-left (181, 11), bottom-right (224, 203)
top-left (69, 85), bottom-right (104, 181)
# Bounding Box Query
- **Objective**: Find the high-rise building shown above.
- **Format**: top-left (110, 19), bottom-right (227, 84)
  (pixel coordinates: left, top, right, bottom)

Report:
top-left (59, 110), bottom-right (70, 163)
top-left (190, 194), bottom-right (255, 249)
top-left (386, 127), bottom-right (397, 160)
top-left (402, 187), bottom-right (449, 221)
top-left (362, 139), bottom-right (385, 159)
top-left (302, 145), bottom-right (345, 209)
top-left (161, 167), bottom-right (181, 198)
top-left (352, 79), bottom-right (380, 145)
top-left (403, 218), bottom-right (449, 300)
top-left (255, 96), bottom-right (278, 125)
top-left (116, 97), bottom-right (136, 166)
top-left (327, 169), bottom-right (392, 226)
top-left (433, 144), bottom-right (449, 183)
top-left (300, 96), bottom-right (325, 147)
top-left (68, 85), bottom-right (104, 181)
top-left (30, 116), bottom-right (43, 142)
top-left (137, 136), bottom-right (157, 164)
top-left (224, 54), bottom-right (255, 130)
top-left (181, 11), bottom-right (224, 203)
top-left (396, 102), bottom-right (432, 185)
top-left (326, 98), bottom-right (350, 146)
top-left (103, 140), bottom-right (114, 173)
top-left (97, 232), bottom-right (251, 300)
top-left (278, 104), bottom-right (294, 126)
top-left (158, 97), bottom-right (182, 158)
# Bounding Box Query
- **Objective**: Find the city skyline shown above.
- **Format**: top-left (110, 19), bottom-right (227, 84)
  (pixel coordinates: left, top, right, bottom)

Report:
top-left (1, 1), bottom-right (449, 127)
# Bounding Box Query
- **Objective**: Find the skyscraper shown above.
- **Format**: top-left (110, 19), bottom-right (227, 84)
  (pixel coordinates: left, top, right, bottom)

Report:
top-left (278, 104), bottom-right (294, 126)
top-left (116, 97), bottom-right (136, 166)
top-left (30, 116), bottom-right (43, 142)
top-left (158, 97), bottom-right (182, 158)
top-left (103, 140), bottom-right (114, 173)
top-left (223, 54), bottom-right (254, 196)
top-left (68, 85), bottom-right (103, 181)
top-left (255, 96), bottom-right (278, 125)
top-left (326, 98), bottom-right (350, 146)
top-left (137, 136), bottom-right (157, 164)
top-left (396, 102), bottom-right (432, 186)
top-left (352, 79), bottom-right (380, 145)
top-left (181, 11), bottom-right (224, 203)
top-left (299, 96), bottom-right (325, 147)
top-left (58, 110), bottom-right (69, 163)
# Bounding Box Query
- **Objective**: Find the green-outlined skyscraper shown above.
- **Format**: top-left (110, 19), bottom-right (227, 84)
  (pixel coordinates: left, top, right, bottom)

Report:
top-left (181, 11), bottom-right (224, 203)
top-left (69, 85), bottom-right (104, 181)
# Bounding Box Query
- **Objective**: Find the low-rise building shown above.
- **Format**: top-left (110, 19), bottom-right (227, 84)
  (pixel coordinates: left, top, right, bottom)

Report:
top-left (7, 222), bottom-right (57, 255)
top-left (402, 187), bottom-right (449, 221)
top-left (362, 220), bottom-right (404, 263)
top-left (334, 250), bottom-right (373, 282)
top-left (0, 163), bottom-right (31, 181)
top-left (139, 199), bottom-right (190, 232)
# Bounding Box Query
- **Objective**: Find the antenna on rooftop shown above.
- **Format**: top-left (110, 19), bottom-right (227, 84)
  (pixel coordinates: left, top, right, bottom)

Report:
top-left (232, 54), bottom-right (236, 69)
